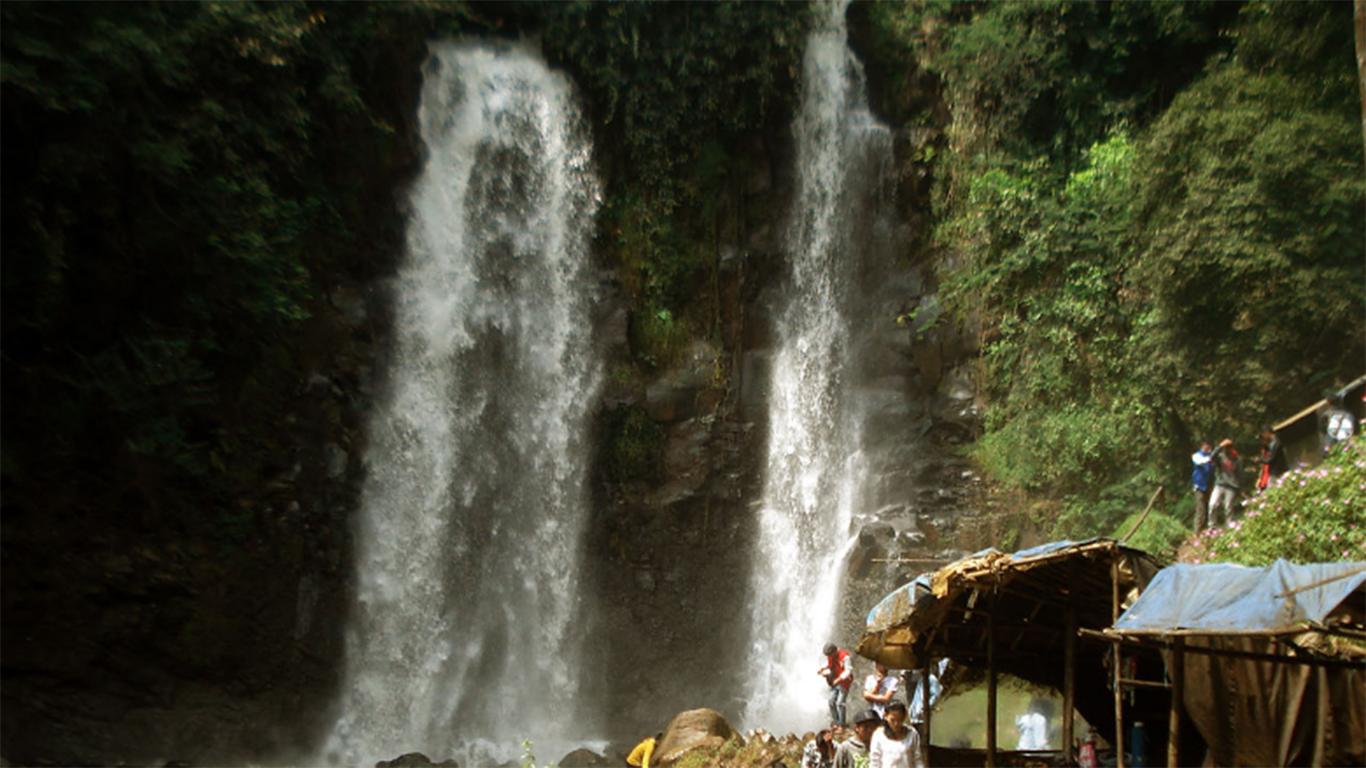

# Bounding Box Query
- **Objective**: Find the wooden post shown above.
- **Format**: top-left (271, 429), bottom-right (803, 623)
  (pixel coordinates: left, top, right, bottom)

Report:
top-left (1064, 606), bottom-right (1077, 762)
top-left (921, 654), bottom-right (933, 766)
top-left (1167, 637), bottom-right (1183, 768)
top-left (1113, 557), bottom-right (1125, 768)
top-left (987, 592), bottom-right (998, 768)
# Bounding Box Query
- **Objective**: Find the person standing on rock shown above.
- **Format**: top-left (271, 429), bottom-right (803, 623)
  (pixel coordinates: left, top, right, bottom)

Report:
top-left (869, 701), bottom-right (923, 768)
top-left (1190, 440), bottom-right (1215, 532)
top-left (819, 642), bottom-right (855, 727)
top-left (835, 709), bottom-right (882, 768)
top-left (862, 662), bottom-right (899, 718)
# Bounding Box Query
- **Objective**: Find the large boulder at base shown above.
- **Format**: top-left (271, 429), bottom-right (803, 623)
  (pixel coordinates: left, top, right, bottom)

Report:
top-left (558, 747), bottom-right (614, 767)
top-left (375, 753), bottom-right (458, 768)
top-left (656, 708), bottom-right (741, 765)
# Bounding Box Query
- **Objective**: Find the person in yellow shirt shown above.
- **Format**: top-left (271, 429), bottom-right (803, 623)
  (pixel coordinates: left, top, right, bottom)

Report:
top-left (627, 732), bottom-right (663, 768)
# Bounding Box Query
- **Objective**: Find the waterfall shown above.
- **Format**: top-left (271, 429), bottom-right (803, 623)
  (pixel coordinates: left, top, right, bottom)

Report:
top-left (320, 39), bottom-right (602, 765)
top-left (742, 1), bottom-right (895, 732)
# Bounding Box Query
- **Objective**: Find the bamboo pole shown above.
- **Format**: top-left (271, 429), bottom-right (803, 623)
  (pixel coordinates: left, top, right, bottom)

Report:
top-left (987, 593), bottom-right (998, 768)
top-left (921, 654), bottom-right (933, 767)
top-left (1167, 637), bottom-right (1183, 768)
top-left (1119, 485), bottom-right (1166, 543)
top-left (1063, 606), bottom-right (1077, 761)
top-left (1113, 557), bottom-right (1125, 768)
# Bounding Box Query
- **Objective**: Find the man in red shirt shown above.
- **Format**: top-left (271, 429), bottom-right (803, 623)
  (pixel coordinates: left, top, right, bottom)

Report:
top-left (818, 642), bottom-right (854, 726)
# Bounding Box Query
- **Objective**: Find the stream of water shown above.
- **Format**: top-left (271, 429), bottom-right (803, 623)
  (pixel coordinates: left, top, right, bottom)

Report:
top-left (742, 0), bottom-right (896, 733)
top-left (320, 39), bottom-right (602, 766)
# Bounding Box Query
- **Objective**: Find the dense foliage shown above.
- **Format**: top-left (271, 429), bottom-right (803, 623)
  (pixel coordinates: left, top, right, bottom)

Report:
top-left (539, 2), bottom-right (810, 366)
top-left (1, 2), bottom-right (454, 529)
top-left (1182, 439), bottom-right (1366, 565)
top-left (2, 0), bottom-right (810, 523)
top-left (871, 0), bottom-right (1366, 541)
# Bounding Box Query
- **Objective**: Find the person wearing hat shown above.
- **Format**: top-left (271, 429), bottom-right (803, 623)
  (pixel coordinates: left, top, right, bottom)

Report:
top-left (1208, 438), bottom-right (1241, 526)
top-left (869, 701), bottom-right (923, 768)
top-left (834, 709), bottom-right (882, 768)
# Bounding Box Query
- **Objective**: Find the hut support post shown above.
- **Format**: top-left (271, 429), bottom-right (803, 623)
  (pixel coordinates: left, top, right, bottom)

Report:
top-left (1167, 637), bottom-right (1183, 768)
top-left (987, 593), bottom-right (998, 768)
top-left (921, 655), bottom-right (932, 766)
top-left (1063, 606), bottom-right (1077, 760)
top-left (1113, 557), bottom-right (1125, 768)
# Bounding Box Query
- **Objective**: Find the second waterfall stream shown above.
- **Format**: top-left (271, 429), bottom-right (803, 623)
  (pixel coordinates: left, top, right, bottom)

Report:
top-left (742, 0), bottom-right (897, 732)
top-left (320, 40), bottom-right (603, 765)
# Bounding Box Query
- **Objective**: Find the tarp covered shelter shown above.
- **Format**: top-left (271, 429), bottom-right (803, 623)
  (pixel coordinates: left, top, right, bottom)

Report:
top-left (1105, 560), bottom-right (1366, 767)
top-left (857, 538), bottom-right (1163, 766)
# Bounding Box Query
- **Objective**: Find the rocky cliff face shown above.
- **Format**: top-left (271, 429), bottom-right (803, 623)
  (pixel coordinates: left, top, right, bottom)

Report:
top-left (578, 53), bottom-right (990, 733)
top-left (2, 16), bottom-right (993, 763)
top-left (0, 32), bottom-right (431, 766)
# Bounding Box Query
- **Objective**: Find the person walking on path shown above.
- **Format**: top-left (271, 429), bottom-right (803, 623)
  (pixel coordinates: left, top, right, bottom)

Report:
top-left (1208, 438), bottom-right (1242, 526)
top-left (819, 643), bottom-right (854, 727)
top-left (869, 702), bottom-right (923, 768)
top-left (834, 709), bottom-right (882, 768)
top-left (862, 662), bottom-right (899, 718)
top-left (1255, 426), bottom-right (1287, 493)
top-left (1191, 440), bottom-right (1215, 531)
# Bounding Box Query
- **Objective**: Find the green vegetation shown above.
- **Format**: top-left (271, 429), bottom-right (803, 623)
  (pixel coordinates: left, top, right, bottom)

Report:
top-left (870, 0), bottom-right (1366, 542)
top-left (538, 2), bottom-right (809, 370)
top-left (2, 2), bottom-right (459, 530)
top-left (1112, 511), bottom-right (1190, 562)
top-left (1, 0), bottom-right (809, 523)
top-left (5, 0), bottom-right (1360, 560)
top-left (1182, 440), bottom-right (1366, 565)
top-left (601, 405), bottom-right (665, 483)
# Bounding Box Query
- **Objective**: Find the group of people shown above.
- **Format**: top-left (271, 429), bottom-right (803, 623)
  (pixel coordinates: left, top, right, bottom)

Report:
top-left (1189, 427), bottom-right (1286, 532)
top-left (811, 644), bottom-right (926, 768)
top-left (1190, 390), bottom-right (1360, 532)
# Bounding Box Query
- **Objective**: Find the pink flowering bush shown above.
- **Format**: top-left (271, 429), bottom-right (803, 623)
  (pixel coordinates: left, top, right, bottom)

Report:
top-left (1179, 438), bottom-right (1366, 565)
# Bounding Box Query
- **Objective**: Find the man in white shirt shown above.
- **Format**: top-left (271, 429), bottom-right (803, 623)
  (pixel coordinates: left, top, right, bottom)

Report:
top-left (862, 662), bottom-right (899, 717)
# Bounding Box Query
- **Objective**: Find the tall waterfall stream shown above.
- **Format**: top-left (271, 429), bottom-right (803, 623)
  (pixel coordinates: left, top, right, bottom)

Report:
top-left (742, 1), bottom-right (897, 732)
top-left (321, 40), bottom-right (602, 765)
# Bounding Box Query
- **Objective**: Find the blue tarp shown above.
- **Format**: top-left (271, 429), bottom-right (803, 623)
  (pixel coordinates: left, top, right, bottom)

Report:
top-left (1113, 559), bottom-right (1366, 634)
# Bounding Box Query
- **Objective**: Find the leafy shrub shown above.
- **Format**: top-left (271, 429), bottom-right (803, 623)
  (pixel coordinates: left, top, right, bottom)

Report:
top-left (1180, 439), bottom-right (1366, 565)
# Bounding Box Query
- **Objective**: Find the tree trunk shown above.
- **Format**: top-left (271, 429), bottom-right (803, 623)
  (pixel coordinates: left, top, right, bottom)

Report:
top-left (1356, 0), bottom-right (1366, 158)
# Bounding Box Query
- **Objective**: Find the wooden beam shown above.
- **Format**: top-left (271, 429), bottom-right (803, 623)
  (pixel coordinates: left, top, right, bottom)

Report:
top-left (1118, 677), bottom-right (1171, 690)
top-left (1079, 629), bottom-right (1366, 670)
top-left (1167, 637), bottom-right (1183, 768)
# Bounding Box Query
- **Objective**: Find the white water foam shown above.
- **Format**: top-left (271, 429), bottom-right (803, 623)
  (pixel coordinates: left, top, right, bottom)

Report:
top-left (319, 39), bottom-right (602, 766)
top-left (742, 0), bottom-right (895, 733)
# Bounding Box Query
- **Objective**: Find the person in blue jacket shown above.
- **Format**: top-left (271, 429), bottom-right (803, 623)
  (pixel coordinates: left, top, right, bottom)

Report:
top-left (1190, 441), bottom-right (1215, 532)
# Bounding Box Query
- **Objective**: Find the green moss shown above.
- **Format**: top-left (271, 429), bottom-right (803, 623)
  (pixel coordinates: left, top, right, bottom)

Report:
top-left (601, 405), bottom-right (664, 483)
